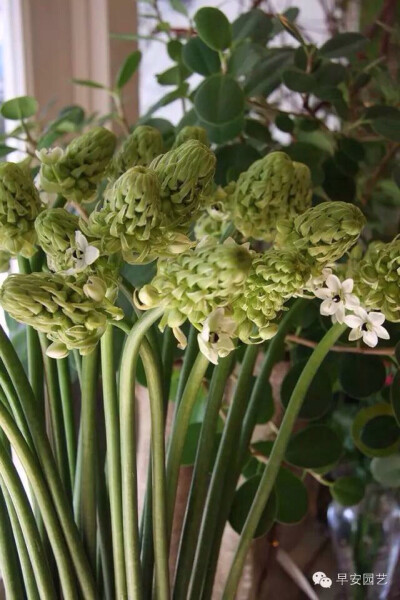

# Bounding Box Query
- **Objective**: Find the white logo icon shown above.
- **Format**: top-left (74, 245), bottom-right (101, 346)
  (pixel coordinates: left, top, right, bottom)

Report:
top-left (313, 572), bottom-right (333, 588)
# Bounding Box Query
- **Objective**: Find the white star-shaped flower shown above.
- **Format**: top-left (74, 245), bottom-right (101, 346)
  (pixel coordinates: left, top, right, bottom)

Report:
top-left (314, 274), bottom-right (360, 324)
top-left (307, 267), bottom-right (333, 292)
top-left (344, 307), bottom-right (390, 348)
top-left (197, 308), bottom-right (236, 365)
top-left (66, 231), bottom-right (99, 275)
top-left (35, 147), bottom-right (64, 165)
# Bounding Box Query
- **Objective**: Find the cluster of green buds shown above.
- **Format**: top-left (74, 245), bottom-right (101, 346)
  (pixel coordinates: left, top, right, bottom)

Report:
top-left (276, 201), bottom-right (366, 268)
top-left (0, 162), bottom-right (42, 257)
top-left (149, 139), bottom-right (216, 230)
top-left (136, 236), bottom-right (254, 336)
top-left (0, 272), bottom-right (123, 357)
top-left (83, 165), bottom-right (192, 264)
top-left (194, 184), bottom-right (234, 240)
top-left (231, 152), bottom-right (312, 242)
top-left (107, 125), bottom-right (163, 181)
top-left (172, 126), bottom-right (209, 148)
top-left (37, 127), bottom-right (116, 203)
top-left (355, 237), bottom-right (400, 322)
top-left (233, 249), bottom-right (311, 343)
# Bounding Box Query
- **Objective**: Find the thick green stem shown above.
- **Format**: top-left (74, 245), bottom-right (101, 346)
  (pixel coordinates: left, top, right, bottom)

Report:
top-left (0, 476), bottom-right (24, 599)
top-left (175, 326), bottom-right (198, 406)
top-left (0, 438), bottom-right (57, 598)
top-left (173, 353), bottom-right (234, 600)
top-left (223, 323), bottom-right (346, 598)
top-left (96, 452), bottom-right (114, 600)
top-left (189, 345), bottom-right (259, 599)
top-left (166, 352), bottom-right (209, 538)
top-left (57, 357), bottom-right (77, 492)
top-left (0, 326), bottom-right (96, 598)
top-left (101, 327), bottom-right (127, 600)
top-left (119, 307), bottom-right (163, 599)
top-left (80, 348), bottom-right (99, 570)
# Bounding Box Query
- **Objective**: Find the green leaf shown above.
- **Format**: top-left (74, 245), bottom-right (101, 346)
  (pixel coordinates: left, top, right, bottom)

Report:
top-left (244, 48), bottom-right (294, 97)
top-left (0, 144), bottom-right (17, 157)
top-left (281, 361), bottom-right (333, 420)
top-left (169, 0), bottom-right (188, 17)
top-left (277, 14), bottom-right (305, 45)
top-left (339, 355), bottom-right (386, 399)
top-left (167, 40), bottom-right (183, 62)
top-left (72, 79), bottom-right (106, 89)
top-left (371, 109), bottom-right (400, 142)
top-left (391, 371), bottom-right (400, 427)
top-left (121, 261), bottom-right (156, 287)
top-left (285, 425), bottom-right (342, 469)
top-left (194, 7), bottom-right (232, 51)
top-left (352, 403), bottom-right (400, 457)
top-left (282, 67), bottom-right (315, 93)
top-left (228, 42), bottom-right (264, 78)
top-left (116, 50), bottom-right (141, 89)
top-left (314, 61), bottom-right (347, 86)
top-left (156, 64), bottom-right (191, 86)
top-left (232, 9), bottom-right (273, 44)
top-left (275, 114), bottom-right (294, 133)
top-left (275, 468), bottom-right (308, 524)
top-left (320, 32), bottom-right (367, 59)
top-left (331, 476), bottom-right (365, 506)
top-left (229, 475), bottom-right (277, 537)
top-left (182, 37), bottom-right (220, 76)
top-left (370, 455), bottom-right (400, 487)
top-left (200, 115), bottom-right (244, 144)
top-left (194, 74), bottom-right (244, 125)
top-left (1, 96), bottom-right (38, 120)
top-left (215, 142), bottom-right (261, 185)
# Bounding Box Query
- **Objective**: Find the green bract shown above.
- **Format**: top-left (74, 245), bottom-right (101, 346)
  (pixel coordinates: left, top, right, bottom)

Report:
top-left (38, 126), bottom-right (116, 203)
top-left (150, 139), bottom-right (216, 230)
top-left (108, 125), bottom-right (163, 181)
top-left (173, 126), bottom-right (209, 148)
top-left (0, 161), bottom-right (42, 257)
top-left (276, 201), bottom-right (366, 265)
top-left (356, 238), bottom-right (400, 322)
top-left (0, 272), bottom-right (123, 356)
top-left (84, 165), bottom-right (191, 264)
top-left (136, 236), bottom-right (253, 331)
top-left (232, 152), bottom-right (312, 242)
top-left (233, 249), bottom-right (311, 343)
top-left (35, 208), bottom-right (79, 271)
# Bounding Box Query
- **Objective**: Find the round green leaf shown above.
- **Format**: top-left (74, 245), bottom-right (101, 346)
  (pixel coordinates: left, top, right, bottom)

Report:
top-left (275, 467), bottom-right (308, 524)
top-left (315, 61), bottom-right (347, 86)
top-left (282, 68), bottom-right (315, 93)
top-left (232, 9), bottom-right (273, 44)
top-left (331, 476), bottom-right (365, 506)
top-left (201, 115), bottom-right (244, 144)
top-left (352, 403), bottom-right (400, 457)
top-left (320, 32), bottom-right (367, 59)
top-left (275, 114), bottom-right (294, 133)
top-left (391, 372), bottom-right (400, 427)
top-left (339, 355), bottom-right (386, 399)
top-left (182, 37), bottom-right (221, 76)
top-left (371, 455), bottom-right (400, 487)
top-left (194, 7), bottom-right (232, 51)
top-left (194, 74), bottom-right (244, 125)
top-left (1, 96), bottom-right (38, 120)
top-left (229, 475), bottom-right (277, 538)
top-left (167, 40), bottom-right (183, 61)
top-left (116, 50), bottom-right (142, 88)
top-left (215, 143), bottom-right (260, 185)
top-left (228, 42), bottom-right (263, 78)
top-left (285, 425), bottom-right (342, 469)
top-left (281, 361), bottom-right (333, 420)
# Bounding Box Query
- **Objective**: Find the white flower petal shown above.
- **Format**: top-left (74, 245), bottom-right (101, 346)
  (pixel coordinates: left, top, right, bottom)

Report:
top-left (74, 230), bottom-right (88, 249)
top-left (173, 327), bottom-right (187, 350)
top-left (363, 330), bottom-right (378, 348)
top-left (344, 294), bottom-right (360, 309)
top-left (320, 299), bottom-right (336, 316)
top-left (341, 278), bottom-right (354, 294)
top-left (375, 325), bottom-right (390, 340)
top-left (326, 274), bottom-right (341, 293)
top-left (368, 312), bottom-right (385, 326)
top-left (344, 315), bottom-right (363, 328)
top-left (84, 245), bottom-right (100, 266)
top-left (353, 306), bottom-right (368, 321)
top-left (314, 288), bottom-right (333, 300)
top-left (335, 303), bottom-right (345, 324)
top-left (197, 334), bottom-right (218, 364)
top-left (348, 328), bottom-right (363, 342)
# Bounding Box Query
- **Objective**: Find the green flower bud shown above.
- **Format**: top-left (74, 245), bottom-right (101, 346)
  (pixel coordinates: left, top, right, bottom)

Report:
top-left (355, 238), bottom-right (400, 322)
top-left (276, 201), bottom-right (366, 265)
top-left (194, 211), bottom-right (226, 240)
top-left (173, 126), bottom-right (209, 148)
top-left (150, 140), bottom-right (216, 230)
top-left (136, 237), bottom-right (253, 330)
top-left (108, 125), bottom-right (163, 181)
top-left (233, 249), bottom-right (311, 343)
top-left (232, 152), bottom-right (312, 242)
top-left (0, 251), bottom-right (10, 273)
top-left (38, 127), bottom-right (116, 203)
top-left (84, 166), bottom-right (191, 264)
top-left (35, 208), bottom-right (79, 271)
top-left (0, 162), bottom-right (42, 257)
top-left (0, 272), bottom-right (123, 355)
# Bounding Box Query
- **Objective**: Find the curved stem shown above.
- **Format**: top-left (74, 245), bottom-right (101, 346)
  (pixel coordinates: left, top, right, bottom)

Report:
top-left (173, 353), bottom-right (234, 599)
top-left (166, 351), bottom-right (209, 538)
top-left (0, 325), bottom-right (96, 598)
top-left (0, 438), bottom-right (58, 598)
top-left (0, 476), bottom-right (24, 599)
top-left (101, 327), bottom-right (127, 600)
top-left (223, 323), bottom-right (346, 598)
top-left (57, 357), bottom-right (77, 492)
top-left (189, 345), bottom-right (258, 599)
top-left (119, 307), bottom-right (163, 599)
top-left (175, 326), bottom-right (198, 406)
top-left (80, 348), bottom-right (99, 570)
